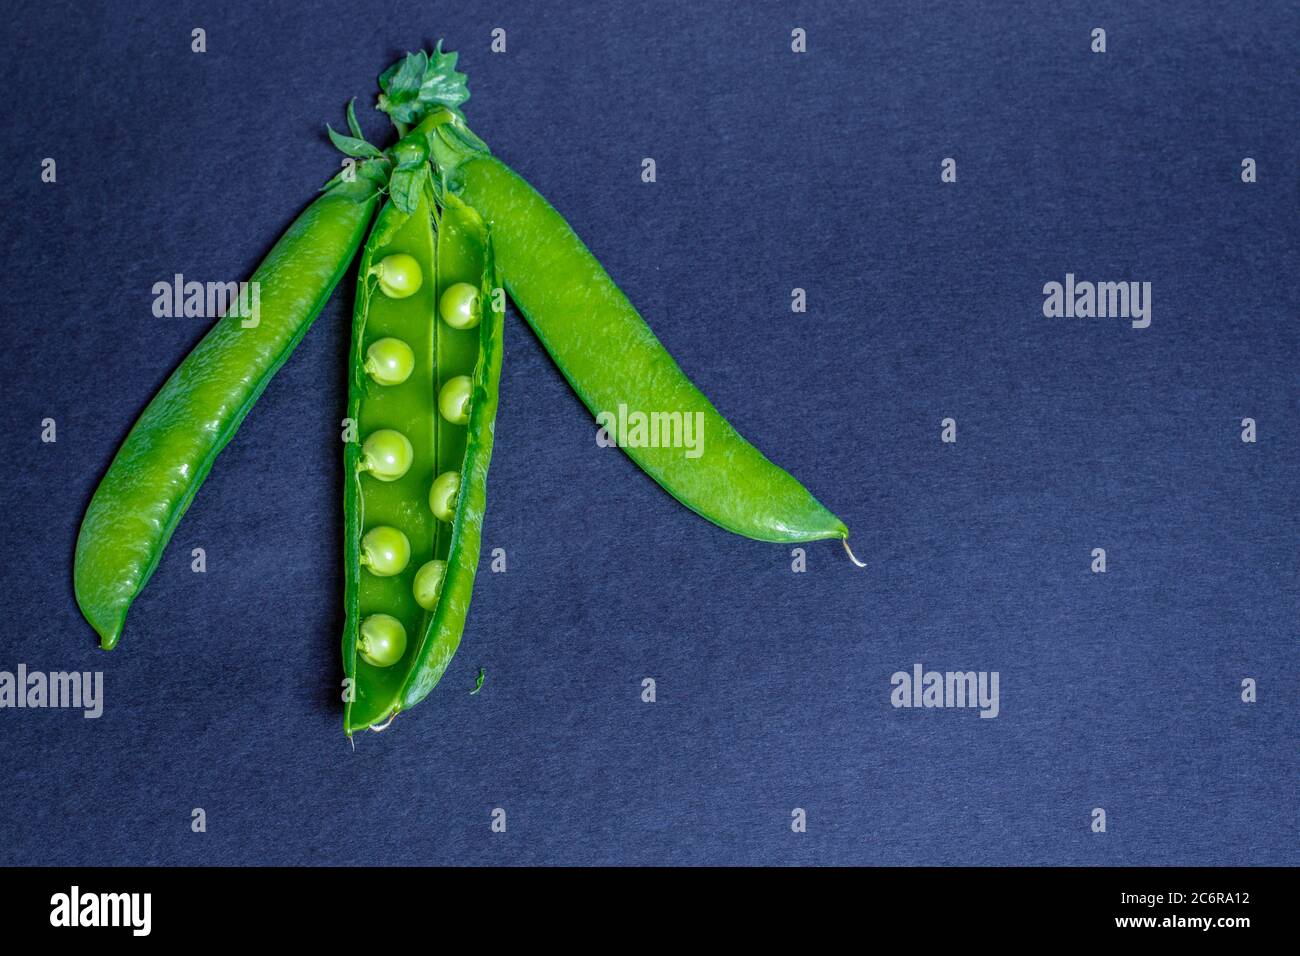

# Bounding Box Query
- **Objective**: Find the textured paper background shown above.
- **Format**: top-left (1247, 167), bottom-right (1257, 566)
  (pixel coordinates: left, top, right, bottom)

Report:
top-left (0, 0), bottom-right (1295, 865)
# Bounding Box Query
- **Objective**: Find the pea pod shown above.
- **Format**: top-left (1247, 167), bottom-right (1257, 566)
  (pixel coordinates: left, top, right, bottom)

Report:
top-left (446, 147), bottom-right (854, 551)
top-left (377, 50), bottom-right (860, 559)
top-left (74, 176), bottom-right (380, 649)
top-left (342, 181), bottom-right (503, 735)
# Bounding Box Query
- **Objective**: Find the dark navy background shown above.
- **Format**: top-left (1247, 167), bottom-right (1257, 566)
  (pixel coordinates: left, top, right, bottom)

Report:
top-left (0, 1), bottom-right (1295, 865)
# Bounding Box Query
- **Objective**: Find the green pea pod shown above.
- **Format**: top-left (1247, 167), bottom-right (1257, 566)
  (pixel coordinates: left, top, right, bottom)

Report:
top-left (444, 145), bottom-right (853, 549)
top-left (373, 51), bottom-right (858, 556)
top-left (342, 183), bottom-right (503, 735)
top-left (74, 176), bottom-right (380, 649)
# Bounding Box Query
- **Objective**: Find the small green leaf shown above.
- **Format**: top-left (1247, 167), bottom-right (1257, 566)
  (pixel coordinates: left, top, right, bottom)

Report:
top-left (470, 667), bottom-right (485, 695)
top-left (428, 172), bottom-right (446, 206)
top-left (359, 158), bottom-right (392, 188)
top-left (389, 134), bottom-right (429, 171)
top-left (415, 41), bottom-right (468, 111)
top-left (440, 122), bottom-right (489, 156)
top-left (388, 165), bottom-right (427, 214)
top-left (426, 122), bottom-right (490, 187)
top-left (346, 97), bottom-right (364, 141)
top-left (380, 50), bottom-right (427, 99)
top-left (327, 124), bottom-right (384, 159)
top-left (318, 156), bottom-right (390, 194)
top-left (376, 41), bottom-right (470, 128)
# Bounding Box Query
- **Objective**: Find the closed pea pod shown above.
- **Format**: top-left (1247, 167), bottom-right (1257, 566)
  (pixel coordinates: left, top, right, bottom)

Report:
top-left (73, 173), bottom-right (379, 649)
top-left (448, 147), bottom-right (854, 549)
top-left (383, 51), bottom-right (861, 560)
top-left (342, 171), bottom-right (503, 735)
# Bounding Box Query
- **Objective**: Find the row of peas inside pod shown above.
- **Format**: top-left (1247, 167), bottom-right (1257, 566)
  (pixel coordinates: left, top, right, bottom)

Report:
top-left (356, 251), bottom-right (484, 669)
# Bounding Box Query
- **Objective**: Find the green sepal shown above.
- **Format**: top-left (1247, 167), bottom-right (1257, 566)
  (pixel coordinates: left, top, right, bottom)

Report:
top-left (387, 164), bottom-right (429, 215)
top-left (346, 97), bottom-right (365, 141)
top-left (426, 120), bottom-right (491, 197)
top-left (327, 124), bottom-right (384, 159)
top-left (321, 98), bottom-right (389, 193)
top-left (318, 156), bottom-right (390, 194)
top-left (439, 121), bottom-right (489, 157)
top-left (376, 41), bottom-right (470, 128)
top-left (427, 170), bottom-right (446, 207)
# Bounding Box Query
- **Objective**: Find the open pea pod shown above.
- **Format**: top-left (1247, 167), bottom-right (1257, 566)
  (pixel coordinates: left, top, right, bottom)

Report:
top-left (342, 185), bottom-right (503, 735)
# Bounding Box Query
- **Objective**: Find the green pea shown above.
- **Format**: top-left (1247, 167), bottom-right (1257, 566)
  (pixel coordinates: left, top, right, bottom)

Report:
top-left (360, 526), bottom-right (410, 577)
top-left (369, 253), bottom-right (423, 299)
top-left (359, 613), bottom-right (407, 668)
top-left (439, 282), bottom-right (481, 330)
top-left (438, 375), bottom-right (473, 425)
top-left (364, 337), bottom-right (415, 386)
top-left (412, 560), bottom-right (448, 611)
top-left (428, 471), bottom-right (461, 521)
top-left (360, 429), bottom-right (413, 481)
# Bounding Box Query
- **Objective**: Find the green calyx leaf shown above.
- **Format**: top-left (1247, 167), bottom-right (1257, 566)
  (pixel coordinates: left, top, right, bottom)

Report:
top-left (319, 156), bottom-right (390, 194)
top-left (424, 120), bottom-right (490, 197)
top-left (320, 98), bottom-right (391, 193)
top-left (388, 132), bottom-right (429, 172)
top-left (327, 97), bottom-right (385, 160)
top-left (346, 97), bottom-right (365, 140)
top-left (327, 124), bottom-right (385, 159)
top-left (377, 41), bottom-right (470, 128)
top-left (387, 164), bottom-right (430, 215)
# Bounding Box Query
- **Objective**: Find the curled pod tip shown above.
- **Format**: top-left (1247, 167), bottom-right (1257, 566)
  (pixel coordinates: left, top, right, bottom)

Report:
top-left (841, 537), bottom-right (867, 569)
